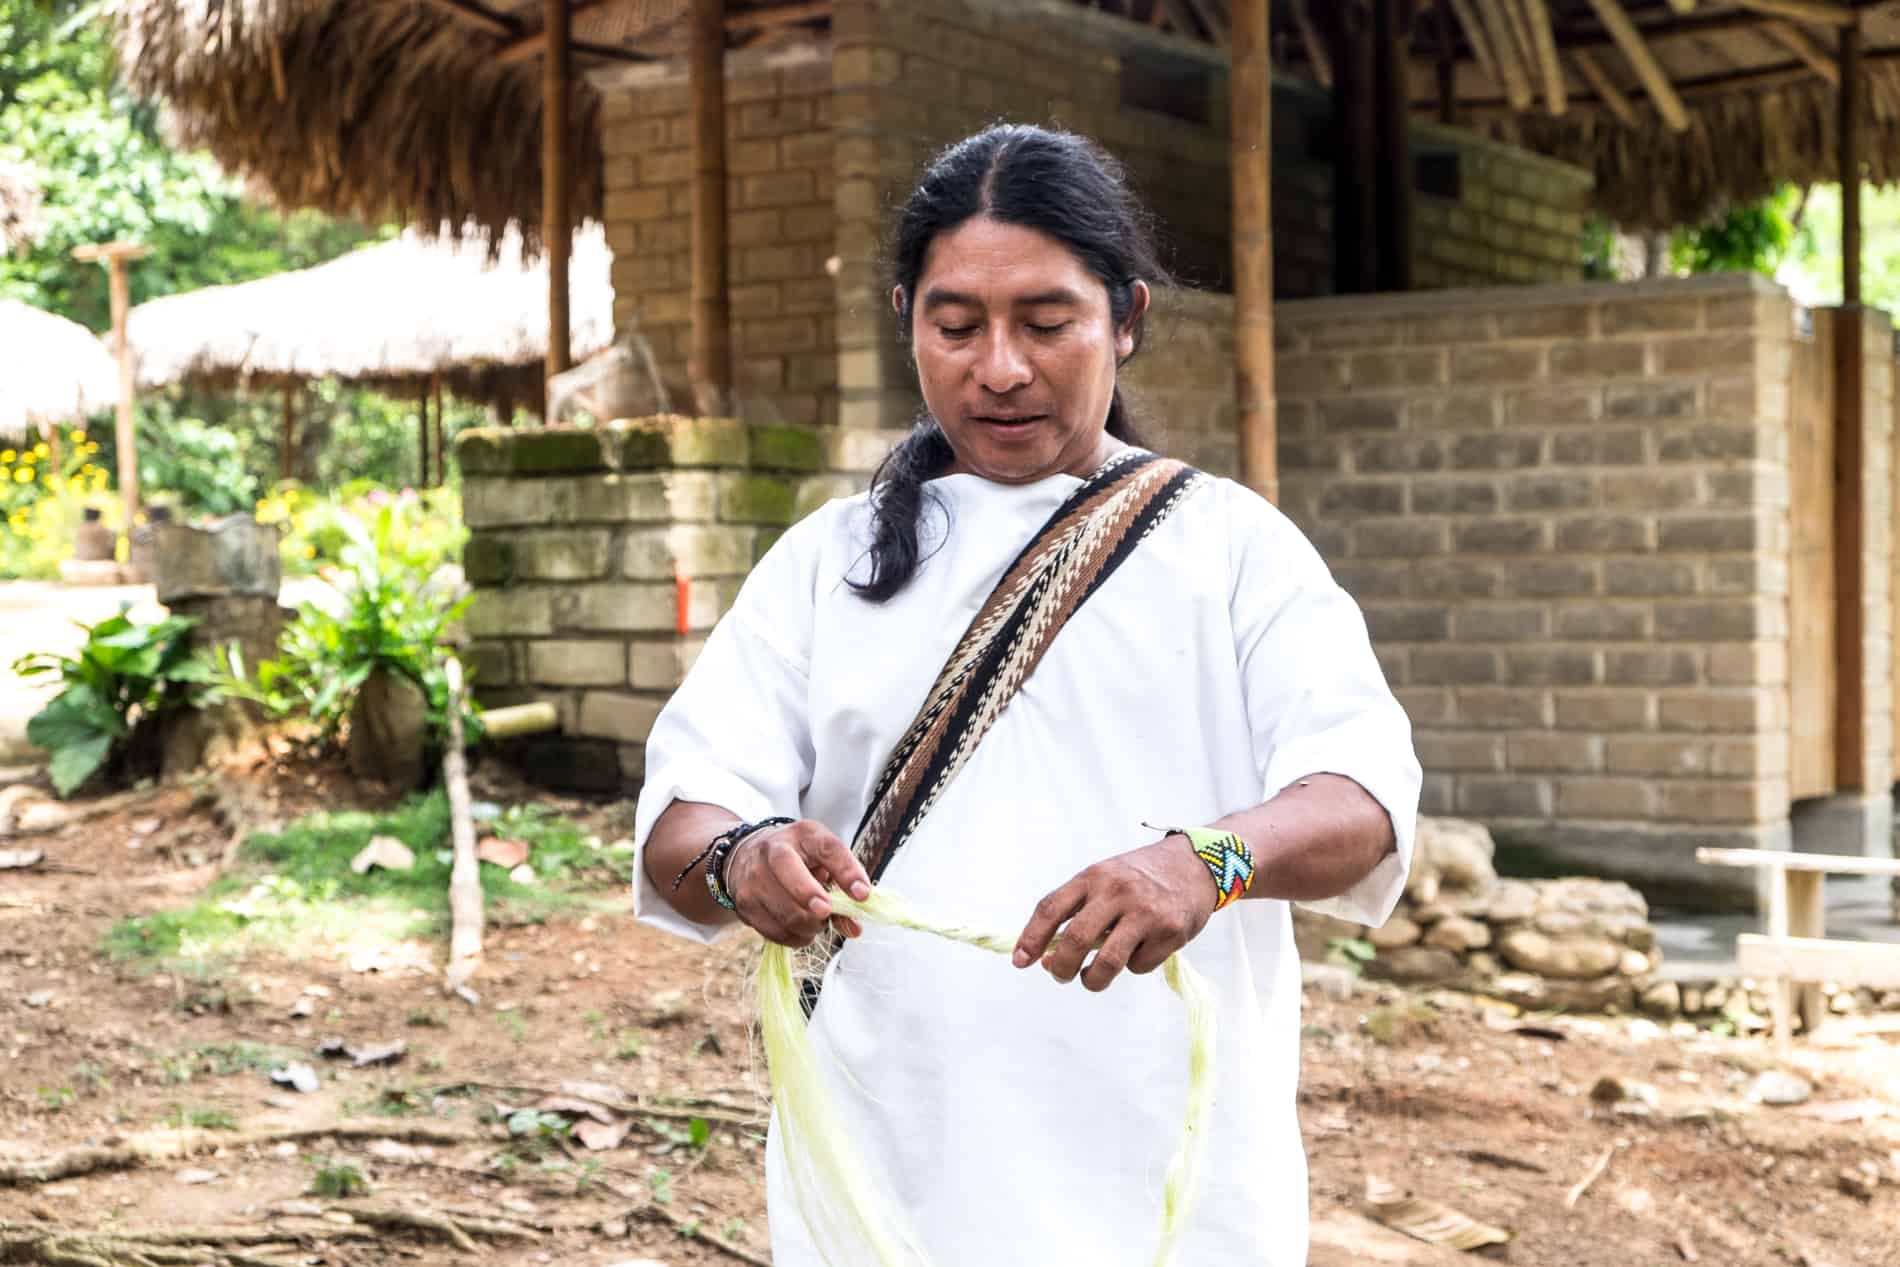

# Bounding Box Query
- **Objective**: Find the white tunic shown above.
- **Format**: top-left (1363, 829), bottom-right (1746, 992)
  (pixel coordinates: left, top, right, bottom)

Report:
top-left (632, 468), bottom-right (1420, 1267)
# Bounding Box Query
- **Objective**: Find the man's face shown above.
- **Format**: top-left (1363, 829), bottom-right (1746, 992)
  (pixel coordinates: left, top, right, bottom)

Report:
top-left (899, 216), bottom-right (1145, 485)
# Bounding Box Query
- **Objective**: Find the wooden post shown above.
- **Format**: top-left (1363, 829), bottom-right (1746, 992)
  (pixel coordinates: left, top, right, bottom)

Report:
top-left (442, 655), bottom-right (484, 996)
top-left (418, 391), bottom-right (433, 489)
top-left (280, 387), bottom-right (297, 484)
top-left (72, 241), bottom-right (149, 546)
top-left (1436, 4), bottom-right (1458, 124)
top-left (432, 374), bottom-right (447, 486)
top-left (544, 0), bottom-right (573, 390)
top-left (1834, 18), bottom-right (1865, 792)
top-left (689, 0), bottom-right (732, 416)
top-left (1325, 3), bottom-right (1378, 295)
top-left (1231, 0), bottom-right (1275, 504)
top-left (1373, 0), bottom-right (1413, 293)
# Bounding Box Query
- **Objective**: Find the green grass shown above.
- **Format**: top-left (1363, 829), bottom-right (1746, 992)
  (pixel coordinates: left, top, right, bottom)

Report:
top-left (103, 792), bottom-right (614, 969)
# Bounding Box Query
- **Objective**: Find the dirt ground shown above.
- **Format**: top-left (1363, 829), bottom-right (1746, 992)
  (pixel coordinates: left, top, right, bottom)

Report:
top-left (3, 752), bottom-right (1899, 1267)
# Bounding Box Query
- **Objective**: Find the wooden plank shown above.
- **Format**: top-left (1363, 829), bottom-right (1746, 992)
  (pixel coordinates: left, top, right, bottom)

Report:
top-left (1736, 934), bottom-right (1900, 990)
top-left (1763, 19), bottom-right (1839, 86)
top-left (1518, 0), bottom-right (1567, 114)
top-left (1231, 0), bottom-right (1274, 503)
top-left (416, 0), bottom-right (516, 37)
top-left (1446, 0), bottom-right (1500, 85)
top-left (1293, 0), bottom-right (1332, 89)
top-left (1732, 0), bottom-right (1856, 27)
top-left (1583, 0), bottom-right (1691, 131)
top-left (689, 0), bottom-right (732, 414)
top-left (544, 0), bottom-right (573, 384)
top-left (1568, 47), bottom-right (1637, 125)
top-left (1787, 870), bottom-right (1828, 1035)
top-left (1695, 847), bottom-right (1900, 876)
top-left (1373, 0), bottom-right (1412, 292)
top-left (1835, 309), bottom-right (1865, 791)
top-left (1892, 348), bottom-right (1900, 769)
top-left (1764, 863), bottom-right (1791, 1050)
top-left (726, 1), bottom-right (831, 32)
top-left (1473, 0), bottom-right (1535, 108)
top-left (498, 0), bottom-right (616, 64)
top-left (1789, 307), bottom-right (1839, 800)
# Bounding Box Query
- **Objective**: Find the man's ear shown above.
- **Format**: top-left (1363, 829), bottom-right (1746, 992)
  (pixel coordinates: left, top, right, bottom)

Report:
top-left (1116, 280), bottom-right (1151, 361)
top-left (891, 285), bottom-right (906, 317)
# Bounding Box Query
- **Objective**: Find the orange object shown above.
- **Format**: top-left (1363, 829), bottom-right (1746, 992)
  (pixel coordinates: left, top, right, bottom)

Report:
top-left (675, 565), bottom-right (691, 636)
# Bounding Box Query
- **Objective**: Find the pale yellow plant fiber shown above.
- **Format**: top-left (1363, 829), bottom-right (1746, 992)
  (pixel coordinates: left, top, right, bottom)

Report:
top-left (758, 886), bottom-right (1217, 1267)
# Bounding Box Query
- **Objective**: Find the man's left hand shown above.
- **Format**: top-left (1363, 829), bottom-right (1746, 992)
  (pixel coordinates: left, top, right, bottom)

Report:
top-left (1012, 835), bottom-right (1220, 992)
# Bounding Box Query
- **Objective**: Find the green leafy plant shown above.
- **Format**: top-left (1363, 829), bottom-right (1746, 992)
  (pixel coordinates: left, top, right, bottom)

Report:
top-left (138, 416), bottom-right (258, 517)
top-left (307, 1157), bottom-right (369, 1198)
top-left (1325, 936), bottom-right (1377, 977)
top-left (205, 501), bottom-right (475, 747)
top-left (13, 608), bottom-right (207, 795)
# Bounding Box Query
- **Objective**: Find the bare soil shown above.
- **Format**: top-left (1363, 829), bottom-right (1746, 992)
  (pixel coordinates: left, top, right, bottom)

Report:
top-left (2, 752), bottom-right (1898, 1266)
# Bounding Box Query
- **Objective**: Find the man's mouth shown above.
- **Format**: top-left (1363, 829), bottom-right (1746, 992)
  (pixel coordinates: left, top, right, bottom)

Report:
top-left (972, 414), bottom-right (1047, 428)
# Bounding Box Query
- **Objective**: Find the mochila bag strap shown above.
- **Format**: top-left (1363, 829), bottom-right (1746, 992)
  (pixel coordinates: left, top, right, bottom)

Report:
top-left (796, 449), bottom-right (1208, 1012)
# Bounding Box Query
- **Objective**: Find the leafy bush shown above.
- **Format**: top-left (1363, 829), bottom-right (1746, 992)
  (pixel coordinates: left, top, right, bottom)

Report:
top-left (138, 416), bottom-right (257, 518)
top-left (208, 500), bottom-right (474, 745)
top-left (0, 430), bottom-right (115, 579)
top-left (12, 609), bottom-right (208, 795)
top-left (256, 481), bottom-right (464, 579)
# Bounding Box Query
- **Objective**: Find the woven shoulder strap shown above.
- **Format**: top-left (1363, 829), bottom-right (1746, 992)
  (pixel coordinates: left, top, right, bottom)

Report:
top-left (798, 451), bottom-right (1206, 1009)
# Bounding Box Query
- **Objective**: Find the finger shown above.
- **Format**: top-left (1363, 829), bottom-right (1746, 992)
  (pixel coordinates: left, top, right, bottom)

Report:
top-left (1014, 877), bottom-right (1088, 967)
top-left (750, 883), bottom-right (823, 948)
top-left (1081, 921), bottom-right (1146, 993)
top-left (764, 833), bottom-right (833, 921)
top-left (830, 914), bottom-right (864, 940)
top-left (1043, 900), bottom-right (1118, 984)
top-left (800, 823), bottom-right (871, 903)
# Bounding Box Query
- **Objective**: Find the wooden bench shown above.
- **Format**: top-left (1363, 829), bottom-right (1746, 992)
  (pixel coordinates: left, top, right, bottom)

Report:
top-left (1696, 848), bottom-right (1900, 1048)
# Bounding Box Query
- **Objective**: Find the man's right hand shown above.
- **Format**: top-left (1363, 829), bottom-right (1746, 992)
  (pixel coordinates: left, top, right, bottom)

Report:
top-left (724, 819), bottom-right (872, 948)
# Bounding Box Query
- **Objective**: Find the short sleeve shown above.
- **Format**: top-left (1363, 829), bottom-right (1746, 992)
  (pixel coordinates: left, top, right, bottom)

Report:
top-left (630, 513), bottom-right (830, 943)
top-left (1225, 482), bottom-right (1421, 927)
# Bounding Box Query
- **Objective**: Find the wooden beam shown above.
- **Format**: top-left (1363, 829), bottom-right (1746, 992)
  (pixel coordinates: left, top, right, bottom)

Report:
top-left (497, 0), bottom-right (614, 64)
top-left (432, 375), bottom-right (447, 486)
top-left (1834, 20), bottom-right (1864, 793)
top-left (1697, 846), bottom-right (1900, 876)
top-left (1763, 19), bottom-right (1839, 85)
top-left (1374, 0), bottom-right (1413, 291)
top-left (280, 388), bottom-right (297, 484)
top-left (1181, 0), bottom-right (1229, 47)
top-left (726, 0), bottom-right (831, 32)
top-left (1473, 0), bottom-right (1535, 108)
top-left (1737, 935), bottom-right (1900, 992)
top-left (1664, 0), bottom-right (1696, 12)
top-left (1465, 46), bottom-right (1900, 112)
top-left (1568, 47), bottom-right (1636, 125)
top-left (1435, 2), bottom-right (1458, 121)
top-left (1230, 0), bottom-right (1274, 503)
top-left (544, 0), bottom-right (572, 384)
top-left (417, 390), bottom-right (432, 488)
top-left (72, 241), bottom-right (147, 537)
top-left (1583, 0), bottom-right (1690, 131)
top-left (1518, 0), bottom-right (1567, 114)
top-left (1843, 21), bottom-right (1861, 307)
top-left (417, 0), bottom-right (517, 37)
top-left (1293, 0), bottom-right (1332, 89)
top-left (689, 0), bottom-right (732, 415)
top-left (1732, 0), bottom-right (1855, 28)
top-left (1446, 0), bottom-right (1500, 85)
top-left (1558, 12), bottom-right (1759, 55)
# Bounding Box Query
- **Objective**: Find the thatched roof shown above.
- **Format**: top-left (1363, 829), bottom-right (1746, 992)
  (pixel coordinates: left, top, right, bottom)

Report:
top-left (0, 300), bottom-right (118, 443)
top-left (127, 224), bottom-right (614, 406)
top-left (0, 161), bottom-right (45, 254)
top-left (110, 0), bottom-right (818, 245)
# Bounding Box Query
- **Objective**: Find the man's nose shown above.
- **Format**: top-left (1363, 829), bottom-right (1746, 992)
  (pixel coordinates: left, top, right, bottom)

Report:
top-left (972, 325), bottom-right (1033, 393)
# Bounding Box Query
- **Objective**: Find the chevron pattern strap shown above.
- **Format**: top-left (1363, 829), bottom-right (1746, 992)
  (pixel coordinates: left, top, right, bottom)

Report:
top-left (795, 450), bottom-right (1208, 1011)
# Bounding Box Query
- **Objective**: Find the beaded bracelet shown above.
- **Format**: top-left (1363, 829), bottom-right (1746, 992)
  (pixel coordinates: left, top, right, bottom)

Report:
top-left (673, 817), bottom-right (795, 912)
top-left (1147, 821), bottom-right (1255, 911)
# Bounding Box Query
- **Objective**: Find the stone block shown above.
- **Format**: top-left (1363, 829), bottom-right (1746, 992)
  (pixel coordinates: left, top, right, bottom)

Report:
top-left (1412, 649), bottom-right (1500, 684)
top-left (463, 640), bottom-right (515, 688)
top-left (467, 588), bottom-right (556, 638)
top-left (1604, 649), bottom-right (1701, 687)
top-left (1600, 298), bottom-right (1704, 335)
top-left (1452, 605), bottom-right (1546, 641)
top-left (718, 473), bottom-right (798, 525)
top-left (1554, 516), bottom-right (1651, 553)
top-left (1604, 558), bottom-right (1697, 597)
top-left (463, 478), bottom-right (551, 528)
top-left (1412, 560), bottom-right (1505, 598)
top-left (1657, 334), bottom-right (1757, 375)
top-left (1657, 426), bottom-right (1762, 463)
top-left (1551, 429), bottom-right (1647, 466)
top-left (1450, 345), bottom-right (1544, 384)
top-left (1457, 776), bottom-right (1552, 819)
top-left (1454, 518), bottom-right (1546, 553)
top-left (1604, 382), bottom-right (1699, 420)
top-left (1411, 481), bottom-right (1500, 515)
top-left (630, 637), bottom-right (704, 690)
top-left (1554, 689), bottom-right (1654, 730)
top-left (1456, 687), bottom-right (1552, 729)
top-left (1504, 559), bottom-right (1597, 597)
top-left (574, 472), bottom-right (719, 524)
top-left (577, 691), bottom-right (665, 745)
top-left (1414, 731), bottom-right (1507, 772)
top-left (1608, 735), bottom-right (1709, 777)
top-left (1506, 386), bottom-right (1599, 426)
top-left (648, 417), bottom-right (750, 468)
top-left (566, 582), bottom-right (680, 634)
top-left (1506, 649), bottom-right (1600, 686)
top-left (454, 429), bottom-right (514, 475)
top-left (512, 427), bottom-right (615, 475)
top-left (1656, 514), bottom-right (1761, 553)
top-left (1505, 474), bottom-right (1595, 513)
top-left (623, 524), bottom-right (757, 580)
top-left (1452, 433), bottom-right (1543, 470)
top-left (526, 640), bottom-right (627, 687)
top-left (1657, 779), bottom-right (1781, 825)
top-left (1315, 397), bottom-right (1403, 431)
top-left (1548, 342), bottom-right (1645, 380)
top-left (1351, 520), bottom-right (1448, 558)
top-left (1318, 481), bottom-right (1404, 516)
top-left (795, 476), bottom-right (857, 520)
top-left (1509, 733), bottom-right (1602, 773)
top-left (1654, 601), bottom-right (1761, 642)
top-left (1554, 604), bottom-right (1649, 640)
top-left (516, 530), bottom-right (614, 582)
top-left (750, 423), bottom-right (825, 471)
top-left (1658, 691), bottom-right (1774, 734)
top-left (1556, 777), bottom-right (1655, 819)
top-left (1707, 641), bottom-right (1787, 686)
top-left (154, 517), bottom-right (283, 603)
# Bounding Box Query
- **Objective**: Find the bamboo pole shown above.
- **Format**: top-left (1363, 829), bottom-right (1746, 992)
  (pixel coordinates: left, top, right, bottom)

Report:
top-left (1733, 0), bottom-right (1855, 27)
top-left (1764, 20), bottom-right (1839, 87)
top-left (442, 656), bottom-right (484, 995)
top-left (1519, 0), bottom-right (1567, 114)
top-left (1231, 0), bottom-right (1274, 504)
top-left (1569, 47), bottom-right (1638, 125)
top-left (1834, 16), bottom-right (1864, 793)
top-left (280, 388), bottom-right (297, 484)
top-left (1584, 0), bottom-right (1690, 131)
top-left (72, 241), bottom-right (148, 545)
top-left (689, 0), bottom-right (732, 416)
top-left (1472, 0), bottom-right (1534, 109)
top-left (482, 701), bottom-right (561, 739)
top-left (543, 0), bottom-right (572, 389)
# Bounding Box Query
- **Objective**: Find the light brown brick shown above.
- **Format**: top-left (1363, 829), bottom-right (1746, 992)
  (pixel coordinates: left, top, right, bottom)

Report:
top-left (1709, 737), bottom-right (1784, 778)
top-left (1353, 520), bottom-right (1450, 557)
top-left (1657, 779), bottom-right (1784, 825)
top-left (1456, 687), bottom-right (1552, 729)
top-left (1510, 733), bottom-right (1603, 773)
top-left (1456, 776), bottom-right (1552, 818)
top-left (1555, 689), bottom-right (1654, 730)
top-left (1604, 649), bottom-right (1701, 686)
top-left (1396, 687), bottom-right (1454, 726)
top-left (1450, 345), bottom-right (1544, 384)
top-left (577, 692), bottom-right (665, 745)
top-left (1604, 558), bottom-right (1698, 597)
top-left (1549, 342), bottom-right (1645, 379)
top-left (1350, 349), bottom-right (1446, 389)
top-left (1556, 777), bottom-right (1655, 819)
top-left (1504, 386), bottom-right (1599, 426)
top-left (1658, 691), bottom-right (1776, 734)
top-left (1608, 735), bottom-right (1709, 777)
top-left (526, 640), bottom-right (626, 687)
top-left (1454, 519), bottom-right (1546, 554)
top-left (1412, 649), bottom-right (1502, 684)
top-left (1653, 600), bottom-right (1762, 642)
top-left (1505, 558), bottom-right (1597, 597)
top-left (1600, 298), bottom-right (1704, 335)
top-left (1505, 474), bottom-right (1595, 512)
top-left (1415, 730), bottom-right (1507, 772)
top-left (1454, 605), bottom-right (1548, 641)
top-left (629, 638), bottom-right (704, 691)
top-left (1555, 516), bottom-right (1651, 553)
top-left (1707, 641), bottom-right (1788, 686)
top-left (1507, 648), bottom-right (1599, 686)
top-left (1604, 382), bottom-right (1699, 420)
top-left (1554, 604), bottom-right (1649, 640)
top-left (1657, 334), bottom-right (1757, 375)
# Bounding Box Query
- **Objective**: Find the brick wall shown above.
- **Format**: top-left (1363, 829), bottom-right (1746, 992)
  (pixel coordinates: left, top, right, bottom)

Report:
top-left (454, 419), bottom-right (842, 792)
top-left (1274, 274), bottom-right (1886, 903)
top-left (599, 53), bottom-right (839, 430)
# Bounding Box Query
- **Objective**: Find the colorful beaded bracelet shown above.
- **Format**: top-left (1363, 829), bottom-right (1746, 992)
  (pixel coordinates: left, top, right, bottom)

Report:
top-left (1148, 821), bottom-right (1255, 911)
top-left (673, 816), bottom-right (795, 912)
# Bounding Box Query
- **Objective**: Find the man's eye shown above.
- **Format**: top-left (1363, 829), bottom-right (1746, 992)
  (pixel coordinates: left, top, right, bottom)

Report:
top-left (938, 325), bottom-right (977, 338)
top-left (1027, 322), bottom-right (1069, 335)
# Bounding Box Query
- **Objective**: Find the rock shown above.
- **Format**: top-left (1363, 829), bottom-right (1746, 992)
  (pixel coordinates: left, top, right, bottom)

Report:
top-left (1639, 981), bottom-right (1682, 1018)
top-left (24, 990), bottom-right (53, 1008)
top-left (1488, 972), bottom-right (1635, 1014)
top-left (1751, 1071), bottom-right (1814, 1107)
top-left (1378, 946), bottom-right (1463, 983)
top-left (1681, 987), bottom-right (1705, 1015)
top-left (0, 784), bottom-right (47, 836)
top-left (346, 667), bottom-right (429, 791)
top-left (275, 1199), bottom-right (326, 1217)
top-left (1497, 927), bottom-right (1624, 979)
top-left (1591, 1076), bottom-right (1660, 1111)
top-left (349, 835), bottom-right (415, 874)
top-left (176, 1168), bottom-right (220, 1185)
top-left (1291, 908), bottom-right (1364, 963)
top-left (1626, 1018), bottom-right (1663, 1043)
top-left (477, 837), bottom-right (532, 869)
top-left (1880, 991), bottom-right (1900, 1010)
top-left (14, 801), bottom-right (68, 834)
top-left (1422, 915), bottom-right (1490, 953)
top-left (1367, 917), bottom-right (1422, 950)
top-left (1301, 962), bottom-right (1361, 1002)
top-left (1619, 949), bottom-right (1651, 976)
top-left (1406, 866), bottom-right (1441, 907)
top-left (1838, 1168), bottom-right (1879, 1201)
top-left (1414, 816), bottom-right (1498, 893)
top-left (1830, 991), bottom-right (1860, 1015)
top-left (154, 515), bottom-right (282, 603)
top-left (1703, 985), bottom-right (1730, 1011)
top-left (508, 863), bottom-right (537, 885)
top-left (1465, 951), bottom-right (1501, 978)
top-left (1483, 879), bottom-right (1538, 924)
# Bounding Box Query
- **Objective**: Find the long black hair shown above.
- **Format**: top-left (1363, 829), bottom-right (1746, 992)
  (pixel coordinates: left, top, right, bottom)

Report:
top-left (850, 124), bottom-right (1171, 602)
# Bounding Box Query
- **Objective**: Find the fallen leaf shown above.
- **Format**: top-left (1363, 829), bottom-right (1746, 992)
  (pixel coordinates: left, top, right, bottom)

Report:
top-left (535, 1094), bottom-right (620, 1124)
top-left (0, 848), bottom-right (44, 870)
top-left (349, 835), bottom-right (415, 875)
top-left (476, 837), bottom-right (532, 869)
top-left (269, 1063), bottom-right (320, 1094)
top-left (1363, 1174), bottom-right (1511, 1251)
top-left (573, 1117), bottom-right (633, 1151)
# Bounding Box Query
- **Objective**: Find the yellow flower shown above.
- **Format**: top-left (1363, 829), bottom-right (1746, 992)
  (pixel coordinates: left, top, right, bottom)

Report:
top-left (83, 441), bottom-right (99, 454)
top-left (15, 468), bottom-right (33, 483)
top-left (32, 443), bottom-right (47, 458)
top-left (303, 545), bottom-right (317, 559)
top-left (70, 429), bottom-right (85, 443)
top-left (0, 451), bottom-right (13, 463)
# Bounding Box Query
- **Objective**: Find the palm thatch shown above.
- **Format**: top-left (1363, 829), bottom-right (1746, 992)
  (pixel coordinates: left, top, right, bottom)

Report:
top-left (127, 224), bottom-right (614, 408)
top-left (111, 0), bottom-right (607, 247)
top-left (0, 160), bottom-right (45, 254)
top-left (0, 300), bottom-right (118, 444)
